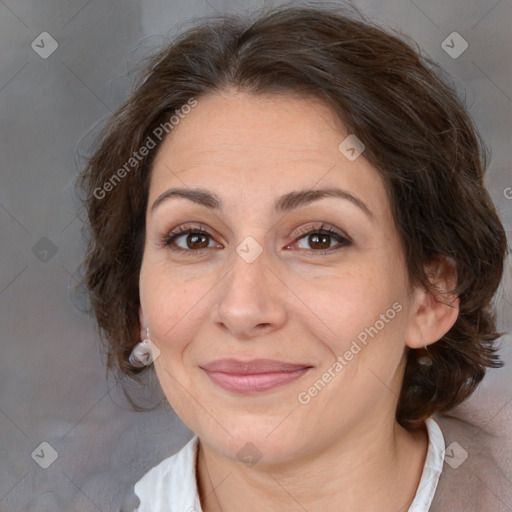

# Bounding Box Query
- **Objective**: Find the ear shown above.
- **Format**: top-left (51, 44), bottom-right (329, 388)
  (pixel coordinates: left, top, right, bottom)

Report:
top-left (405, 256), bottom-right (460, 349)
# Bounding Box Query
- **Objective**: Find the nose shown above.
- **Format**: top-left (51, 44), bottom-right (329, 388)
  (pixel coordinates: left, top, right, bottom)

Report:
top-left (211, 244), bottom-right (288, 340)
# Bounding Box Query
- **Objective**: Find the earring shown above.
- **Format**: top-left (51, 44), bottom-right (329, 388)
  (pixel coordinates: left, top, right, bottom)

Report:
top-left (417, 345), bottom-right (433, 366)
top-left (129, 327), bottom-right (156, 368)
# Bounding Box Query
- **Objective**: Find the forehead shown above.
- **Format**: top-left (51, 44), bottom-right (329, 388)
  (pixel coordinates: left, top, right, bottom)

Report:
top-left (154, 91), bottom-right (346, 164)
top-left (149, 91), bottom-right (389, 218)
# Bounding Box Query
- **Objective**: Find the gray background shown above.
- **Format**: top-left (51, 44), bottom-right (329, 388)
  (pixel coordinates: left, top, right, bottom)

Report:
top-left (0, 0), bottom-right (511, 510)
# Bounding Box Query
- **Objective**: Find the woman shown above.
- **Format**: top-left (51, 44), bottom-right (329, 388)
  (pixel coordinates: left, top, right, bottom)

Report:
top-left (78, 3), bottom-right (508, 511)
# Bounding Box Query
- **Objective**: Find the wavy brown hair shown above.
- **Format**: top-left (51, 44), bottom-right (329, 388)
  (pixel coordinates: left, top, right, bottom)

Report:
top-left (77, 2), bottom-right (508, 428)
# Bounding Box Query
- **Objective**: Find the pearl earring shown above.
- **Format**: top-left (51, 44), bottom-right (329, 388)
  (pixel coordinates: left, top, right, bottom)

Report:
top-left (129, 327), bottom-right (158, 367)
top-left (417, 345), bottom-right (433, 366)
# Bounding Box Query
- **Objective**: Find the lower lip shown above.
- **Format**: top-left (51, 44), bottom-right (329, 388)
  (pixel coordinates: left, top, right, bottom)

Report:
top-left (203, 368), bottom-right (312, 394)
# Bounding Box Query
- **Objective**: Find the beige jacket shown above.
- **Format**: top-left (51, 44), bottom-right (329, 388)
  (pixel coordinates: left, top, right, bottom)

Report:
top-left (430, 410), bottom-right (511, 511)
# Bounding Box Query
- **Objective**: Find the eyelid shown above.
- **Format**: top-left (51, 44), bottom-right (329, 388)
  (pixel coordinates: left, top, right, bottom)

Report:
top-left (287, 223), bottom-right (352, 253)
top-left (161, 223), bottom-right (220, 248)
top-left (289, 222), bottom-right (350, 242)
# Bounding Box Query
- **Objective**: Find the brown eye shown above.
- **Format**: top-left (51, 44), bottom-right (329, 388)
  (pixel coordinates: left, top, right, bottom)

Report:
top-left (295, 227), bottom-right (351, 252)
top-left (184, 232), bottom-right (210, 249)
top-left (307, 233), bottom-right (332, 250)
top-left (163, 227), bottom-right (218, 251)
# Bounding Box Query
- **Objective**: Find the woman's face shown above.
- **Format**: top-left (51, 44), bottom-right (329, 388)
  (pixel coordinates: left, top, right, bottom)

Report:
top-left (139, 90), bottom-right (421, 464)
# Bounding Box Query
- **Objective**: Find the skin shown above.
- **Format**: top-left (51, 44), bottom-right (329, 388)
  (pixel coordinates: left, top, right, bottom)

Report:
top-left (138, 89), bottom-right (459, 512)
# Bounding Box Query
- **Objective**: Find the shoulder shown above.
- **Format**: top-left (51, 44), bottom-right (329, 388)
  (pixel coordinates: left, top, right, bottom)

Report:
top-left (133, 435), bottom-right (201, 512)
top-left (430, 411), bottom-right (512, 511)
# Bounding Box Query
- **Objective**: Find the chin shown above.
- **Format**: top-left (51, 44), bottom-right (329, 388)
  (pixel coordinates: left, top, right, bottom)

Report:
top-left (200, 418), bottom-right (310, 467)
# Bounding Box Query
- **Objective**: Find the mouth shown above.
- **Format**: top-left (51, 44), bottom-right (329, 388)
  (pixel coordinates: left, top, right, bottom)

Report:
top-left (199, 359), bottom-right (314, 394)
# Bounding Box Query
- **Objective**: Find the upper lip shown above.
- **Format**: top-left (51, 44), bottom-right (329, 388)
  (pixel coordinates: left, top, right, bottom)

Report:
top-left (200, 358), bottom-right (313, 374)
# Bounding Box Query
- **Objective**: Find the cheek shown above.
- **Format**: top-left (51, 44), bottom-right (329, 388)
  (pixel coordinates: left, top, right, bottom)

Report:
top-left (139, 261), bottom-right (212, 419)
top-left (298, 263), bottom-right (404, 344)
top-left (139, 259), bottom-right (205, 355)
top-left (296, 272), bottom-right (409, 407)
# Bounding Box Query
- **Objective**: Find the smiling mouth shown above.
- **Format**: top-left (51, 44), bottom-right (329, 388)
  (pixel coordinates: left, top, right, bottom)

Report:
top-left (200, 359), bottom-right (313, 394)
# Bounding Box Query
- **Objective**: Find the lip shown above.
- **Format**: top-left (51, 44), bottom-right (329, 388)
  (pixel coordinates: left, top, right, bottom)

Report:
top-left (200, 358), bottom-right (313, 394)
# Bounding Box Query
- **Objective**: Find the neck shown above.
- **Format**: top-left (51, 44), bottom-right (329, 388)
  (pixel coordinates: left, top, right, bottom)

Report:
top-left (196, 418), bottom-right (428, 512)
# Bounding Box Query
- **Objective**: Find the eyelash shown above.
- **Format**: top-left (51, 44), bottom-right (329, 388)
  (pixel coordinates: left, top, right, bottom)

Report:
top-left (161, 223), bottom-right (352, 255)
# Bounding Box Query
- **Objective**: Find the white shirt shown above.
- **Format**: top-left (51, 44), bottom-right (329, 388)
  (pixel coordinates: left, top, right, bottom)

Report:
top-left (134, 417), bottom-right (445, 512)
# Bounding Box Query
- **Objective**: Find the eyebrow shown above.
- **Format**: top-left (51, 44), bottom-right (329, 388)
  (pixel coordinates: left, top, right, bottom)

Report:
top-left (151, 186), bottom-right (373, 219)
